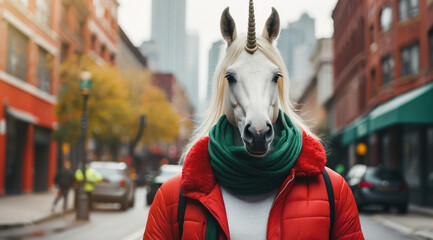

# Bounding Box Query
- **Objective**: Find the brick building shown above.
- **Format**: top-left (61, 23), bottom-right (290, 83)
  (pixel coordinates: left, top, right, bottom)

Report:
top-left (332, 0), bottom-right (433, 206)
top-left (0, 0), bottom-right (119, 196)
top-left (298, 38), bottom-right (333, 135)
top-left (0, 0), bottom-right (61, 195)
top-left (152, 73), bottom-right (194, 162)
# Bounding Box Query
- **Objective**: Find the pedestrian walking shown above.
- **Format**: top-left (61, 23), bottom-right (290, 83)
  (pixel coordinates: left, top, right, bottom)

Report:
top-left (52, 160), bottom-right (75, 213)
top-left (75, 162), bottom-right (103, 209)
top-left (143, 2), bottom-right (364, 239)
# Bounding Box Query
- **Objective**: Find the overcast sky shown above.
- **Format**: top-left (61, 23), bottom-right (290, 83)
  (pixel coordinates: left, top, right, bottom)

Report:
top-left (118, 0), bottom-right (338, 102)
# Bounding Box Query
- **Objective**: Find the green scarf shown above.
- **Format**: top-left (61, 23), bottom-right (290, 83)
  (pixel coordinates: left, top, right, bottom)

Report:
top-left (205, 110), bottom-right (303, 239)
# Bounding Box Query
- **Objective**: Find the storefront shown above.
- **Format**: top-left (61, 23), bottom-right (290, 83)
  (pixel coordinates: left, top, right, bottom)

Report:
top-left (341, 83), bottom-right (433, 206)
top-left (0, 82), bottom-right (57, 196)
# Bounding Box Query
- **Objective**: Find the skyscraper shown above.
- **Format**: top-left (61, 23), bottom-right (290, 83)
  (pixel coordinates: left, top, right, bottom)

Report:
top-left (277, 13), bottom-right (316, 100)
top-left (148, 0), bottom-right (199, 110)
top-left (185, 33), bottom-right (200, 108)
top-left (207, 40), bottom-right (224, 101)
top-left (151, 0), bottom-right (186, 75)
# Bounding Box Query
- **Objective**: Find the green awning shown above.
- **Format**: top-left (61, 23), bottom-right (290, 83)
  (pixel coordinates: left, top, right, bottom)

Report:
top-left (341, 116), bottom-right (369, 146)
top-left (369, 82), bottom-right (433, 132)
top-left (341, 83), bottom-right (433, 146)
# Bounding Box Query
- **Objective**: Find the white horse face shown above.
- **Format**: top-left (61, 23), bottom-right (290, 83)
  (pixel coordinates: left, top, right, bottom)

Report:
top-left (220, 7), bottom-right (281, 156)
top-left (224, 51), bottom-right (280, 156)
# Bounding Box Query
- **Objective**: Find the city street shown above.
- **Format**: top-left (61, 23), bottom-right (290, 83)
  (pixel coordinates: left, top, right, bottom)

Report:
top-left (360, 214), bottom-right (422, 240)
top-left (0, 187), bottom-right (430, 240)
top-left (0, 188), bottom-right (149, 240)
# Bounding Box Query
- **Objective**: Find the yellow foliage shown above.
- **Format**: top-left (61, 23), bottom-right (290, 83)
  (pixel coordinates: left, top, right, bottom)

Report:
top-left (55, 55), bottom-right (180, 146)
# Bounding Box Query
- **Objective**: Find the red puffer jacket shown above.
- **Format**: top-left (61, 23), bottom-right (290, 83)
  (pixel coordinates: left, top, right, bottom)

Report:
top-left (144, 132), bottom-right (364, 240)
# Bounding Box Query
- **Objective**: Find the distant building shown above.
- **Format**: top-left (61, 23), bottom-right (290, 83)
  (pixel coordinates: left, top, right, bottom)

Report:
top-left (139, 40), bottom-right (159, 71)
top-left (150, 0), bottom-right (186, 86)
top-left (0, 0), bottom-right (120, 196)
top-left (185, 33), bottom-right (199, 109)
top-left (59, 0), bottom-right (119, 65)
top-left (332, 0), bottom-right (433, 207)
top-left (151, 73), bottom-right (194, 162)
top-left (207, 40), bottom-right (224, 102)
top-left (117, 27), bottom-right (147, 72)
top-left (149, 0), bottom-right (200, 110)
top-left (298, 38), bottom-right (333, 135)
top-left (277, 13), bottom-right (316, 100)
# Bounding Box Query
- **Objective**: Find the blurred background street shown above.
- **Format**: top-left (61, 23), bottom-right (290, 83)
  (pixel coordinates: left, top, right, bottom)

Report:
top-left (0, 0), bottom-right (433, 239)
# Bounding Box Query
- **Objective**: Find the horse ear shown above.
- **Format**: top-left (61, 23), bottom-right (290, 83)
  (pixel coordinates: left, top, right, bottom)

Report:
top-left (262, 7), bottom-right (280, 43)
top-left (220, 7), bottom-right (237, 46)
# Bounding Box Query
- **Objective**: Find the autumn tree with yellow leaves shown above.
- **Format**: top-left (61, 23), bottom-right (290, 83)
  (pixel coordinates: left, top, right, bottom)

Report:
top-left (55, 55), bottom-right (181, 160)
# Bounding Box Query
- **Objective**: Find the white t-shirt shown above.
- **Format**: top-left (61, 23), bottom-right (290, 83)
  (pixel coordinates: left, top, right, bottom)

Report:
top-left (220, 186), bottom-right (278, 240)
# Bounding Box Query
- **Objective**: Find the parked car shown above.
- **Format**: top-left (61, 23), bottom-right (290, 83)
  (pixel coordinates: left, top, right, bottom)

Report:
top-left (90, 162), bottom-right (135, 210)
top-left (146, 164), bottom-right (182, 206)
top-left (345, 164), bottom-right (409, 213)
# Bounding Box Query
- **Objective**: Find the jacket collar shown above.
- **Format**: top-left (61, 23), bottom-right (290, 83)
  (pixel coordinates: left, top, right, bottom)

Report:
top-left (181, 131), bottom-right (327, 197)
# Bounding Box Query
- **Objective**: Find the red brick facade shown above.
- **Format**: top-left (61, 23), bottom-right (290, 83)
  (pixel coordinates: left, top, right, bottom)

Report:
top-left (0, 0), bottom-right (118, 195)
top-left (333, 0), bottom-right (433, 131)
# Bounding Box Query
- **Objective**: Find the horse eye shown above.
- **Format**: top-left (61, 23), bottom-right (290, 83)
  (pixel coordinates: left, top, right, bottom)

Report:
top-left (272, 74), bottom-right (282, 83)
top-left (225, 74), bottom-right (237, 84)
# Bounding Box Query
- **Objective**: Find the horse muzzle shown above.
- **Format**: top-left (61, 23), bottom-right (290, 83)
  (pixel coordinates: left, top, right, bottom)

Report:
top-left (242, 122), bottom-right (274, 157)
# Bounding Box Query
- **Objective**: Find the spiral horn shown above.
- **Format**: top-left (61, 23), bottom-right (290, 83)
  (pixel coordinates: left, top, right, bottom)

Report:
top-left (245, 0), bottom-right (258, 54)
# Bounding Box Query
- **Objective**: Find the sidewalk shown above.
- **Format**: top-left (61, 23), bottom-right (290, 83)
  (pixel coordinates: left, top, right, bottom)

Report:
top-left (370, 205), bottom-right (433, 240)
top-left (0, 189), bottom-right (74, 229)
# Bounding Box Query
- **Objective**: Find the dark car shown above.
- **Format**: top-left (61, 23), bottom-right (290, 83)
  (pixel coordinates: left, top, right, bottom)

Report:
top-left (146, 164), bottom-right (182, 206)
top-left (90, 162), bottom-right (135, 210)
top-left (346, 164), bottom-right (409, 213)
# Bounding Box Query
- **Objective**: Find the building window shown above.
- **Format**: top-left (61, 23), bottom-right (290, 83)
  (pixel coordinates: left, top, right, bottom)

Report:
top-left (6, 25), bottom-right (28, 81)
top-left (369, 25), bottom-right (375, 44)
top-left (109, 53), bottom-right (116, 64)
top-left (61, 42), bottom-right (69, 63)
top-left (380, 6), bottom-right (393, 31)
top-left (381, 55), bottom-right (394, 85)
top-left (399, 0), bottom-right (419, 21)
top-left (37, 47), bottom-right (52, 93)
top-left (36, 0), bottom-right (52, 25)
top-left (371, 68), bottom-right (376, 96)
top-left (91, 34), bottom-right (97, 50)
top-left (429, 29), bottom-right (433, 65)
top-left (77, 19), bottom-right (85, 37)
top-left (100, 44), bottom-right (106, 58)
top-left (401, 43), bottom-right (419, 77)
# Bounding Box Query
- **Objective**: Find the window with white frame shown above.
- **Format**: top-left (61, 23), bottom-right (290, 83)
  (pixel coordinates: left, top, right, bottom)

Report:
top-left (37, 47), bottom-right (52, 93)
top-left (36, 0), bottom-right (52, 25)
top-left (6, 24), bottom-right (28, 81)
top-left (381, 55), bottom-right (394, 85)
top-left (401, 43), bottom-right (419, 77)
top-left (399, 0), bottom-right (419, 21)
top-left (380, 6), bottom-right (393, 31)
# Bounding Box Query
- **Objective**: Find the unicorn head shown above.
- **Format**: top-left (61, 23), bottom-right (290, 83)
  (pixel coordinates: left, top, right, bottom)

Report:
top-left (220, 1), bottom-right (282, 156)
top-left (181, 1), bottom-right (315, 162)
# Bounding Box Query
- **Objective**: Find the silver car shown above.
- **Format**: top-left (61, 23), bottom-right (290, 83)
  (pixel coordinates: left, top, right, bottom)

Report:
top-left (90, 162), bottom-right (135, 210)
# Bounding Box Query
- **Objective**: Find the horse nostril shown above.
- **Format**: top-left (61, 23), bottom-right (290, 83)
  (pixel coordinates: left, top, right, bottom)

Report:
top-left (264, 122), bottom-right (273, 142)
top-left (243, 123), bottom-right (254, 144)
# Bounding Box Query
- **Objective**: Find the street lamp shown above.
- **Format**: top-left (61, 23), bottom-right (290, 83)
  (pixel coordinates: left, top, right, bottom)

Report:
top-left (76, 70), bottom-right (92, 221)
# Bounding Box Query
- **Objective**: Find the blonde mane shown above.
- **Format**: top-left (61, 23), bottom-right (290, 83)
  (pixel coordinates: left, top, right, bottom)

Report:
top-left (181, 34), bottom-right (317, 163)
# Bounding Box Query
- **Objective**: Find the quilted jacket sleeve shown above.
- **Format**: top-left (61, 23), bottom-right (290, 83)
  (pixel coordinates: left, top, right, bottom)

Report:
top-left (330, 170), bottom-right (364, 240)
top-left (143, 175), bottom-right (181, 240)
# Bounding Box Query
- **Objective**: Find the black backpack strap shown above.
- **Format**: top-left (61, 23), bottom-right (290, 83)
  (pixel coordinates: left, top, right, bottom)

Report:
top-left (323, 169), bottom-right (335, 240)
top-left (177, 188), bottom-right (188, 240)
